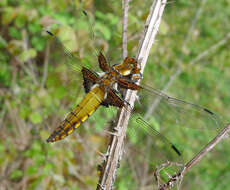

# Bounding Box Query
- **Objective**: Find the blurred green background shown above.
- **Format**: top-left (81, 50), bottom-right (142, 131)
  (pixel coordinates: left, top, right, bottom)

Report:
top-left (0, 0), bottom-right (230, 189)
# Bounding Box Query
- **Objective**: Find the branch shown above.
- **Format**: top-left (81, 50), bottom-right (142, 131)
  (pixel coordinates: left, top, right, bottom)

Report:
top-left (144, 32), bottom-right (230, 119)
top-left (41, 41), bottom-right (50, 88)
top-left (96, 0), bottom-right (168, 189)
top-left (122, 0), bottom-right (129, 59)
top-left (144, 0), bottom-right (230, 119)
top-left (159, 123), bottom-right (230, 190)
top-left (144, 0), bottom-right (207, 119)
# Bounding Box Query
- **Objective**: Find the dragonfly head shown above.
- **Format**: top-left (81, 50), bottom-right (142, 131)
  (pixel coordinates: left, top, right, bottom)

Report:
top-left (113, 57), bottom-right (141, 77)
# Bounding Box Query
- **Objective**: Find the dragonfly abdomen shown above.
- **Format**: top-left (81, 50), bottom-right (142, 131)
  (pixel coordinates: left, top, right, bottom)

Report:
top-left (47, 86), bottom-right (106, 143)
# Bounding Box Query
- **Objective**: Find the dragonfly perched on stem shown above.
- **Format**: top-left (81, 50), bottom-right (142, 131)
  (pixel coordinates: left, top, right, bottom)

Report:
top-left (45, 11), bottom-right (222, 189)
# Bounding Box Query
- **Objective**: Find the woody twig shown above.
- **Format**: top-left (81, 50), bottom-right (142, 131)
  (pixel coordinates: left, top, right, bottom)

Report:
top-left (96, 0), bottom-right (168, 189)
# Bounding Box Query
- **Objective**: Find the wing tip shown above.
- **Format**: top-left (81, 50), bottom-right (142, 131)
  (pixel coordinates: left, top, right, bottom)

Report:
top-left (46, 30), bottom-right (54, 36)
top-left (171, 144), bottom-right (181, 156)
top-left (203, 108), bottom-right (214, 115)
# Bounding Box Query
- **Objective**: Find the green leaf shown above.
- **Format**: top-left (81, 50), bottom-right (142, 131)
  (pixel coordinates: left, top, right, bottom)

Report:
top-left (19, 48), bottom-right (37, 62)
top-left (95, 22), bottom-right (111, 40)
top-left (29, 112), bottom-right (42, 124)
top-left (0, 61), bottom-right (11, 87)
top-left (2, 7), bottom-right (14, 25)
top-left (42, 162), bottom-right (54, 176)
top-left (19, 105), bottom-right (31, 119)
top-left (10, 169), bottom-right (23, 180)
top-left (28, 22), bottom-right (42, 34)
top-left (0, 144), bottom-right (4, 153)
top-left (0, 0), bottom-right (7, 6)
top-left (9, 27), bottom-right (22, 40)
top-left (55, 86), bottom-right (67, 99)
top-left (26, 165), bottom-right (38, 176)
top-left (0, 35), bottom-right (7, 48)
top-left (31, 36), bottom-right (46, 51)
top-left (15, 14), bottom-right (27, 28)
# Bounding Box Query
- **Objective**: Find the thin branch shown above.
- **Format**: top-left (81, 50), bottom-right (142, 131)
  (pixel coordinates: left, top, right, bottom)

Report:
top-left (15, 57), bottom-right (39, 86)
top-left (17, 29), bottom-right (39, 86)
top-left (182, 0), bottom-right (207, 48)
top-left (159, 123), bottom-right (230, 190)
top-left (144, 32), bottom-right (230, 119)
top-left (41, 41), bottom-right (50, 88)
top-left (96, 0), bottom-right (168, 189)
top-left (190, 32), bottom-right (230, 66)
top-left (122, 0), bottom-right (130, 59)
top-left (144, 0), bottom-right (207, 119)
top-left (22, 30), bottom-right (38, 79)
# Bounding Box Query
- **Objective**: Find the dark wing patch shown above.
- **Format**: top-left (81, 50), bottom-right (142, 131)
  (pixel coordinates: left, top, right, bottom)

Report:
top-left (98, 52), bottom-right (110, 72)
top-left (81, 67), bottom-right (99, 93)
top-left (101, 89), bottom-right (125, 108)
top-left (117, 78), bottom-right (142, 90)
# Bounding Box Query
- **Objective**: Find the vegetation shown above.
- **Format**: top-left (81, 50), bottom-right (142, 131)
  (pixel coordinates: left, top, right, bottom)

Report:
top-left (0, 0), bottom-right (229, 189)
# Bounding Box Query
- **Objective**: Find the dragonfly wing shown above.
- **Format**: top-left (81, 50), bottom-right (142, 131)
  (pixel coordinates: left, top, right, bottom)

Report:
top-left (131, 84), bottom-right (222, 161)
top-left (119, 82), bottom-right (222, 189)
top-left (46, 30), bottom-right (95, 73)
top-left (141, 84), bottom-right (222, 130)
top-left (82, 67), bottom-right (100, 93)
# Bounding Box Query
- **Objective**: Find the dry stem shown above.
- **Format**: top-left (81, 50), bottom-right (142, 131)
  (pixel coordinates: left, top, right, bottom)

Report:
top-left (158, 123), bottom-right (230, 190)
top-left (96, 0), bottom-right (168, 189)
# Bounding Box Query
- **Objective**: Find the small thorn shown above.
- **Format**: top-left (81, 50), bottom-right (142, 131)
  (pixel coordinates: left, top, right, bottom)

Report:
top-left (105, 130), bottom-right (119, 136)
top-left (113, 127), bottom-right (120, 132)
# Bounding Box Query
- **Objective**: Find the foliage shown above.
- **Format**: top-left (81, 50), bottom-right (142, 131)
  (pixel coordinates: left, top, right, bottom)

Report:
top-left (0, 0), bottom-right (230, 190)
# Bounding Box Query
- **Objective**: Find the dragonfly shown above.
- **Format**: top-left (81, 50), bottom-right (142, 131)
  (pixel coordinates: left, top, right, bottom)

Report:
top-left (46, 31), bottom-right (144, 142)
top-left (45, 14), bottom-right (222, 188)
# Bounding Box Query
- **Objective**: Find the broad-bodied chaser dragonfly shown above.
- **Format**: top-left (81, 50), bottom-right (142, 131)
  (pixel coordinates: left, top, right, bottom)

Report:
top-left (46, 31), bottom-right (142, 142)
top-left (45, 12), bottom-right (222, 188)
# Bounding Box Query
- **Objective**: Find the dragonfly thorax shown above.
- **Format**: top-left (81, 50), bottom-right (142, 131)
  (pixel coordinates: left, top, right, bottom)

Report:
top-left (97, 70), bottom-right (121, 91)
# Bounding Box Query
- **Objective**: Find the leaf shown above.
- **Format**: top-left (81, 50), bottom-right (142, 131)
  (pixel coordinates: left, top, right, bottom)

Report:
top-left (0, 0), bottom-right (7, 6)
top-left (9, 27), bottom-right (22, 40)
top-left (28, 21), bottom-right (42, 34)
top-left (0, 61), bottom-right (11, 87)
top-left (95, 22), bottom-right (111, 40)
top-left (0, 35), bottom-right (7, 48)
top-left (31, 36), bottom-right (46, 51)
top-left (10, 169), bottom-right (23, 180)
top-left (58, 25), bottom-right (78, 52)
top-left (19, 48), bottom-right (37, 62)
top-left (26, 165), bottom-right (38, 176)
top-left (15, 14), bottom-right (27, 28)
top-left (29, 112), bottom-right (42, 124)
top-left (2, 7), bottom-right (15, 25)
top-left (42, 163), bottom-right (54, 176)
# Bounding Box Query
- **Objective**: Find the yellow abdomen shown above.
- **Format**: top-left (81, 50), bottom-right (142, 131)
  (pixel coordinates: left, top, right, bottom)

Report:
top-left (47, 86), bottom-right (105, 143)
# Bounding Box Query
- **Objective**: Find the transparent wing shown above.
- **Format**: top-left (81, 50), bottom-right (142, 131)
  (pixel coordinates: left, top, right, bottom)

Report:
top-left (46, 30), bottom-right (98, 74)
top-left (45, 16), bottom-right (106, 137)
top-left (118, 82), bottom-right (222, 189)
top-left (135, 84), bottom-right (222, 160)
top-left (141, 84), bottom-right (222, 130)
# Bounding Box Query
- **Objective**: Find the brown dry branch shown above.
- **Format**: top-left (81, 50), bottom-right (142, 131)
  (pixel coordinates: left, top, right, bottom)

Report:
top-left (156, 123), bottom-right (230, 190)
top-left (96, 0), bottom-right (168, 189)
top-left (144, 0), bottom-right (208, 119)
top-left (122, 0), bottom-right (130, 59)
